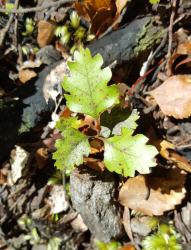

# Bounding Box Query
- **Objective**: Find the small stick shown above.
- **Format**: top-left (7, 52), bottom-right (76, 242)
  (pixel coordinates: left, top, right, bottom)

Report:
top-left (166, 0), bottom-right (177, 76)
top-left (0, 0), bottom-right (74, 14)
top-left (0, 0), bottom-right (19, 46)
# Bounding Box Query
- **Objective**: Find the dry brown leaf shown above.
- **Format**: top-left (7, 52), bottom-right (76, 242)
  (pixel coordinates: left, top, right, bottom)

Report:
top-left (177, 40), bottom-right (191, 55)
top-left (79, 115), bottom-right (100, 135)
top-left (90, 138), bottom-right (104, 154)
top-left (169, 40), bottom-right (191, 73)
top-left (74, 0), bottom-right (116, 35)
top-left (19, 69), bottom-right (37, 84)
top-left (150, 75), bottom-right (191, 119)
top-left (35, 148), bottom-right (49, 169)
top-left (90, 7), bottom-right (114, 35)
top-left (115, 0), bottom-right (129, 13)
top-left (37, 20), bottom-right (56, 48)
top-left (119, 169), bottom-right (186, 216)
top-left (84, 157), bottom-right (105, 172)
top-left (159, 140), bottom-right (191, 173)
top-left (122, 207), bottom-right (134, 242)
top-left (75, 0), bottom-right (116, 19)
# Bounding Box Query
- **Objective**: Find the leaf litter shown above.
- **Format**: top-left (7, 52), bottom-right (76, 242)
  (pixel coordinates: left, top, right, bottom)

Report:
top-left (1, 0), bottom-right (191, 249)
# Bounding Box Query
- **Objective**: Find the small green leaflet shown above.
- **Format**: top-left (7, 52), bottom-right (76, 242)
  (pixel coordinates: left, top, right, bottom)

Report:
top-left (149, 0), bottom-right (160, 4)
top-left (104, 128), bottom-right (158, 177)
top-left (53, 118), bottom-right (90, 173)
top-left (62, 48), bottom-right (119, 119)
top-left (56, 117), bottom-right (81, 131)
top-left (112, 109), bottom-right (139, 135)
top-left (100, 108), bottom-right (139, 137)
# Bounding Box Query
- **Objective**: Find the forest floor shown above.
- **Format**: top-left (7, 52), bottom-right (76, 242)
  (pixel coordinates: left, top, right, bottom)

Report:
top-left (1, 0), bottom-right (191, 249)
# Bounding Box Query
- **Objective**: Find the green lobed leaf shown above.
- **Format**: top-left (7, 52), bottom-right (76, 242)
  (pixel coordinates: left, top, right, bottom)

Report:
top-left (56, 117), bottom-right (81, 131)
top-left (104, 128), bottom-right (158, 177)
top-left (53, 118), bottom-right (90, 173)
top-left (112, 109), bottom-right (139, 135)
top-left (62, 48), bottom-right (119, 119)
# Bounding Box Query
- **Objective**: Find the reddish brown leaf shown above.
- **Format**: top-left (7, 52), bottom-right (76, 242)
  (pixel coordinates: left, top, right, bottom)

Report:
top-left (74, 0), bottom-right (116, 35)
top-left (150, 75), bottom-right (191, 119)
top-left (37, 20), bottom-right (56, 48)
top-left (90, 8), bottom-right (114, 35)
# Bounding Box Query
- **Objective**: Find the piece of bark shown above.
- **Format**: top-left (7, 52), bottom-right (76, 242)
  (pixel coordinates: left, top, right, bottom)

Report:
top-left (88, 16), bottom-right (164, 66)
top-left (70, 167), bottom-right (124, 242)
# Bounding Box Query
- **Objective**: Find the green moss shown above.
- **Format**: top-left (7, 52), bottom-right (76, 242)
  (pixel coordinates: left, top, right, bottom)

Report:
top-left (142, 223), bottom-right (182, 250)
top-left (18, 113), bottom-right (33, 134)
top-left (134, 18), bottom-right (164, 55)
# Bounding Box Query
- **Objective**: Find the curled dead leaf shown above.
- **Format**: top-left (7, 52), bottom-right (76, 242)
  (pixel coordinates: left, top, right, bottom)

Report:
top-left (35, 148), bottom-right (49, 169)
top-left (159, 140), bottom-right (191, 173)
top-left (150, 75), bottom-right (191, 119)
top-left (119, 168), bottom-right (186, 216)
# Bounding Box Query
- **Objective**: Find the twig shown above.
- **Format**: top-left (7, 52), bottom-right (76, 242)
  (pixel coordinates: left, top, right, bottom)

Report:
top-left (0, 0), bottom-right (74, 14)
top-left (166, 0), bottom-right (177, 76)
top-left (0, 0), bottom-right (19, 46)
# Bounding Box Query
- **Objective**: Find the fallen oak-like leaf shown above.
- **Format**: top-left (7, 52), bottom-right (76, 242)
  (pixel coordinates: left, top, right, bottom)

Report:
top-left (74, 0), bottom-right (128, 35)
top-left (119, 169), bottom-right (186, 216)
top-left (150, 75), bottom-right (191, 119)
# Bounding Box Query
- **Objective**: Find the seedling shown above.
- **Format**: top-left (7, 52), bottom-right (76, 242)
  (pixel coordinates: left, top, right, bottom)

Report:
top-left (53, 48), bottom-right (158, 177)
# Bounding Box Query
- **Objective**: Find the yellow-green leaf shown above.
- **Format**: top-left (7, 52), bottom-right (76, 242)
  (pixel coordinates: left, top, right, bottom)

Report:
top-left (104, 128), bottom-right (158, 177)
top-left (62, 48), bottom-right (119, 119)
top-left (53, 126), bottom-right (90, 173)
